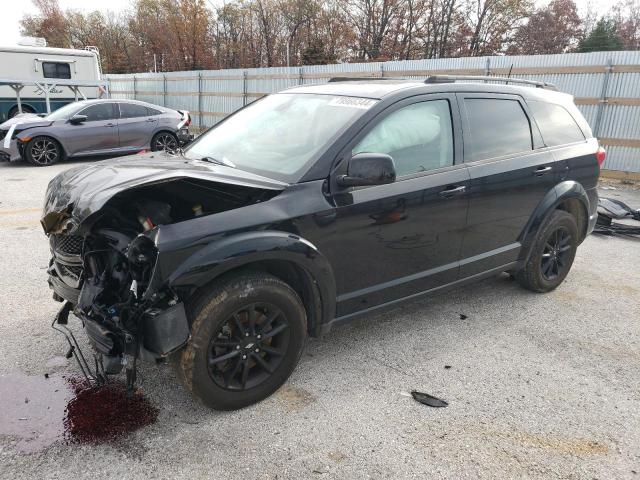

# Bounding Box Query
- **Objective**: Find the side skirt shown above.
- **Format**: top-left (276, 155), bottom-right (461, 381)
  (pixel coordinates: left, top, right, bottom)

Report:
top-left (320, 261), bottom-right (520, 335)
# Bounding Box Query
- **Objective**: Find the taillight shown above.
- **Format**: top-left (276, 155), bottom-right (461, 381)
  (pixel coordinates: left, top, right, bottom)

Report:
top-left (596, 146), bottom-right (606, 167)
top-left (185, 113), bottom-right (191, 127)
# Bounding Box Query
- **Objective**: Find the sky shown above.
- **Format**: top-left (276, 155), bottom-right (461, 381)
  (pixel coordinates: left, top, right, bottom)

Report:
top-left (0, 0), bottom-right (618, 47)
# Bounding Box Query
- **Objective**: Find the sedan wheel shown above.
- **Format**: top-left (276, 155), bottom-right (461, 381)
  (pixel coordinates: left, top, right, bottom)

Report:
top-left (152, 132), bottom-right (178, 152)
top-left (25, 137), bottom-right (61, 166)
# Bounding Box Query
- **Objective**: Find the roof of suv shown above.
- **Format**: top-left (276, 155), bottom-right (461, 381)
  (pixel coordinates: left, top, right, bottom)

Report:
top-left (284, 79), bottom-right (573, 104)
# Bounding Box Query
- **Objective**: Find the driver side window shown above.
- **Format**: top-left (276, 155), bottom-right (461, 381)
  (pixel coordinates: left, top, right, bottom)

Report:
top-left (353, 100), bottom-right (453, 177)
top-left (80, 103), bottom-right (116, 122)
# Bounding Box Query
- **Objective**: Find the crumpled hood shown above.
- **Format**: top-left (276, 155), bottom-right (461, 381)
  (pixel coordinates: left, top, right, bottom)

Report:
top-left (41, 152), bottom-right (288, 233)
top-left (0, 114), bottom-right (52, 130)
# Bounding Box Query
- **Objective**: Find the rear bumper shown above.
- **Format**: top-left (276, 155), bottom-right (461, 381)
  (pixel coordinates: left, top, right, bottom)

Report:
top-left (586, 187), bottom-right (599, 236)
top-left (177, 127), bottom-right (193, 145)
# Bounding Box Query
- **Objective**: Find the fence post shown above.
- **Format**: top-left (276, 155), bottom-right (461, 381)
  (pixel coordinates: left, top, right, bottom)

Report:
top-left (380, 63), bottom-right (385, 78)
top-left (242, 71), bottom-right (248, 107)
top-left (163, 74), bottom-right (167, 107)
top-left (484, 58), bottom-right (491, 76)
top-left (298, 67), bottom-right (303, 85)
top-left (133, 76), bottom-right (137, 100)
top-left (198, 71), bottom-right (203, 132)
top-left (594, 58), bottom-right (613, 138)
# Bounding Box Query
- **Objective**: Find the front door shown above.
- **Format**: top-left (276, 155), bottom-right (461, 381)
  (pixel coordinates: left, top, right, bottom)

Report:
top-left (317, 95), bottom-right (470, 317)
top-left (456, 93), bottom-right (561, 277)
top-left (66, 102), bottom-right (119, 155)
top-left (117, 102), bottom-right (158, 149)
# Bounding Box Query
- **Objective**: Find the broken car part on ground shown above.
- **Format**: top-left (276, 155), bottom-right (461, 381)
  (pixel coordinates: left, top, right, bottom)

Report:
top-left (594, 197), bottom-right (640, 236)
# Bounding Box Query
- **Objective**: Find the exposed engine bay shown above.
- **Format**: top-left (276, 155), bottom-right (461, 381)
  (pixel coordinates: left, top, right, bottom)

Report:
top-left (44, 167), bottom-right (283, 393)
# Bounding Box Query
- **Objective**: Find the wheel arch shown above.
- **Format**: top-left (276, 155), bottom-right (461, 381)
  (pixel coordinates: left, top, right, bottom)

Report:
top-left (519, 181), bottom-right (590, 264)
top-left (164, 231), bottom-right (337, 337)
top-left (19, 132), bottom-right (68, 160)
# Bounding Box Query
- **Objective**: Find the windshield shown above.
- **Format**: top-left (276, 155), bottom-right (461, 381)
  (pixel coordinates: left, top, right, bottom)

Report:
top-left (46, 102), bottom-right (84, 121)
top-left (183, 93), bottom-right (377, 182)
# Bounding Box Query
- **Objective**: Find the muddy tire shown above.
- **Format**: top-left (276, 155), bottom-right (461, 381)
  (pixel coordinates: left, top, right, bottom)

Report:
top-left (24, 136), bottom-right (63, 166)
top-left (175, 273), bottom-right (307, 410)
top-left (516, 210), bottom-right (579, 293)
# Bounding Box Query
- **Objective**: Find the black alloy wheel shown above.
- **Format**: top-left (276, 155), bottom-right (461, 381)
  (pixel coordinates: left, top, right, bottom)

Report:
top-left (152, 132), bottom-right (178, 152)
top-left (516, 209), bottom-right (578, 293)
top-left (207, 303), bottom-right (290, 391)
top-left (540, 227), bottom-right (572, 281)
top-left (175, 273), bottom-right (307, 410)
top-left (25, 137), bottom-right (61, 166)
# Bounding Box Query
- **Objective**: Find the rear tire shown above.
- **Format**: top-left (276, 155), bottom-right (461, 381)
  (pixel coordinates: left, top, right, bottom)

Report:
top-left (516, 210), bottom-right (579, 292)
top-left (151, 131), bottom-right (178, 152)
top-left (174, 273), bottom-right (307, 410)
top-left (24, 136), bottom-right (63, 166)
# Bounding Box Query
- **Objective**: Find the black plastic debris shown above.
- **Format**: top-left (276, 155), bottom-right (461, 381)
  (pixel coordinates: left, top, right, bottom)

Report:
top-left (410, 390), bottom-right (448, 408)
top-left (594, 197), bottom-right (640, 236)
top-left (459, 314), bottom-right (468, 320)
top-left (444, 365), bottom-right (452, 369)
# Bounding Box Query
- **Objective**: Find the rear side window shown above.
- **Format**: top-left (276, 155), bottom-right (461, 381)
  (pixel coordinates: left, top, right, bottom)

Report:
top-left (353, 100), bottom-right (454, 176)
top-left (42, 62), bottom-right (71, 79)
top-left (119, 103), bottom-right (149, 118)
top-left (80, 103), bottom-right (116, 121)
top-left (464, 98), bottom-right (532, 161)
top-left (147, 107), bottom-right (162, 115)
top-left (528, 101), bottom-right (585, 146)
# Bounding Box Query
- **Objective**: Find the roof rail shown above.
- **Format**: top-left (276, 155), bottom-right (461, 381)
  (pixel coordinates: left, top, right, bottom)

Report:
top-left (424, 75), bottom-right (558, 90)
top-left (328, 77), bottom-right (394, 82)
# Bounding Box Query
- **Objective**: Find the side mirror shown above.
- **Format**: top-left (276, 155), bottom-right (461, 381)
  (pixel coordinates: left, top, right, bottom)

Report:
top-left (70, 114), bottom-right (87, 124)
top-left (337, 152), bottom-right (396, 187)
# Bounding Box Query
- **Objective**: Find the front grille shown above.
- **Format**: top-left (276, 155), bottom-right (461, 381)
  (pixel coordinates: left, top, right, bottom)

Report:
top-left (54, 234), bottom-right (84, 255)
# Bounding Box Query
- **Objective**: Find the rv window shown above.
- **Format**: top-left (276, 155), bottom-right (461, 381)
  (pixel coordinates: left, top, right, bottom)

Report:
top-left (43, 62), bottom-right (71, 79)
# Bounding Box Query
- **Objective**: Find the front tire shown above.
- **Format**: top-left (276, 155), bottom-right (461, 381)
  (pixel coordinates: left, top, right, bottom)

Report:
top-left (24, 136), bottom-right (62, 166)
top-left (175, 273), bottom-right (307, 410)
top-left (516, 210), bottom-right (579, 292)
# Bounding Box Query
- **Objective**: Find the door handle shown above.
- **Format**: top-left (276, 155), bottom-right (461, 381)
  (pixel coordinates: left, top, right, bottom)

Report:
top-left (105, 123), bottom-right (116, 127)
top-left (146, 118), bottom-right (155, 122)
top-left (438, 185), bottom-right (466, 198)
top-left (533, 166), bottom-right (552, 176)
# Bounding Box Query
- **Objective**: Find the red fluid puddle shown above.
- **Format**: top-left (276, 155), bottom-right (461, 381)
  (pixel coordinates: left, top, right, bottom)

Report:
top-left (65, 378), bottom-right (158, 444)
top-left (0, 373), bottom-right (158, 453)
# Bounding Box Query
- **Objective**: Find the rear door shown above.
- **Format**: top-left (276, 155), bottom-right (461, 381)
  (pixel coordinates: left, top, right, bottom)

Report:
top-left (456, 93), bottom-right (560, 277)
top-left (66, 103), bottom-right (119, 155)
top-left (117, 103), bottom-right (158, 149)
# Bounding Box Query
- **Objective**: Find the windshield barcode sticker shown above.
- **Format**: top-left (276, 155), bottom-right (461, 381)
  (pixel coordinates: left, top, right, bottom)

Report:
top-left (328, 97), bottom-right (377, 109)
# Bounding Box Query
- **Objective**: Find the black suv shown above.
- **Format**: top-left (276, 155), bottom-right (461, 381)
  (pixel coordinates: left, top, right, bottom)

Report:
top-left (42, 76), bottom-right (603, 409)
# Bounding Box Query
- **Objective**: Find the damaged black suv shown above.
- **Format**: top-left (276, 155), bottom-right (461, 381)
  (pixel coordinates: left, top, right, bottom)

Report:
top-left (42, 76), bottom-right (603, 409)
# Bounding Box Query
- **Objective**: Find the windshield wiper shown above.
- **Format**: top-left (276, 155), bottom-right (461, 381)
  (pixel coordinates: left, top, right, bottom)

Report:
top-left (199, 156), bottom-right (236, 168)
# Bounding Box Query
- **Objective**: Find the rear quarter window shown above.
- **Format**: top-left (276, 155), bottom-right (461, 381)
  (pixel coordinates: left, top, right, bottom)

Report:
top-left (528, 100), bottom-right (585, 146)
top-left (464, 98), bottom-right (533, 162)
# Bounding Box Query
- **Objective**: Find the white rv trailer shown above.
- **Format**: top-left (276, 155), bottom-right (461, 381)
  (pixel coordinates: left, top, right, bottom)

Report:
top-left (0, 42), bottom-right (108, 122)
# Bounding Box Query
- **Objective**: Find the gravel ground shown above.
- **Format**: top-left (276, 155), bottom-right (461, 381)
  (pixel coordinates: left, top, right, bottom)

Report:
top-left (0, 158), bottom-right (639, 480)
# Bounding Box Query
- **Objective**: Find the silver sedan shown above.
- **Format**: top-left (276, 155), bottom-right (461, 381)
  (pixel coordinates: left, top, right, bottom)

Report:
top-left (0, 99), bottom-right (192, 166)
